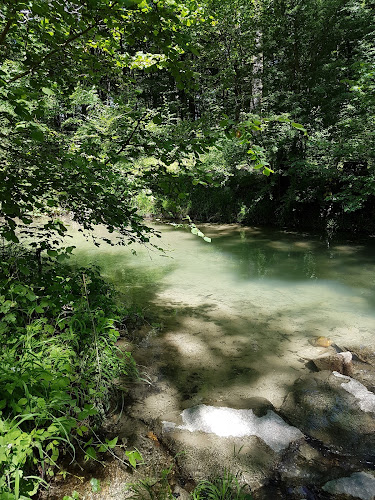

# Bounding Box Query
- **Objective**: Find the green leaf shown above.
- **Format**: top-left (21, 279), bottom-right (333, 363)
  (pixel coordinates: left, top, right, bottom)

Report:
top-left (125, 450), bottom-right (137, 468)
top-left (90, 478), bottom-right (101, 493)
top-left (152, 114), bottom-right (162, 124)
top-left (26, 291), bottom-right (37, 301)
top-left (263, 167), bottom-right (274, 176)
top-left (106, 437), bottom-right (118, 448)
top-left (84, 447), bottom-right (97, 461)
top-left (291, 122), bottom-right (307, 134)
top-left (31, 128), bottom-right (45, 141)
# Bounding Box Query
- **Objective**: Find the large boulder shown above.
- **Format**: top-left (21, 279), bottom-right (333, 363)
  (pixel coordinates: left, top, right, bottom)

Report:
top-left (280, 370), bottom-right (375, 463)
top-left (161, 403), bottom-right (304, 492)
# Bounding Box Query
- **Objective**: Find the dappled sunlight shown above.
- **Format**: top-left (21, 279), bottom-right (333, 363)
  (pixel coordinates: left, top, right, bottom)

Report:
top-left (70, 222), bottom-right (375, 411)
top-left (293, 240), bottom-right (315, 249)
top-left (332, 244), bottom-right (365, 254)
top-left (163, 329), bottom-right (220, 368)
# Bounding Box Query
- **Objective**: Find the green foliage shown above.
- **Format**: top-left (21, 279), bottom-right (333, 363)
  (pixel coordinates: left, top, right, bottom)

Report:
top-left (63, 492), bottom-right (80, 500)
top-left (192, 472), bottom-right (253, 500)
top-left (0, 0), bottom-right (209, 248)
top-left (0, 246), bottom-right (137, 497)
top-left (90, 478), bottom-right (101, 493)
top-left (128, 463), bottom-right (175, 500)
top-left (128, 470), bottom-right (253, 500)
top-left (125, 448), bottom-right (144, 469)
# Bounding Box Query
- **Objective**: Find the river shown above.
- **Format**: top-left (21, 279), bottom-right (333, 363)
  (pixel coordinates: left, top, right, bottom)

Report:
top-left (68, 221), bottom-right (375, 408)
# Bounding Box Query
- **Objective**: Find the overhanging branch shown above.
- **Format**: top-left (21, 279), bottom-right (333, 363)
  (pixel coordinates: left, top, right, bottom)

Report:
top-left (7, 21), bottom-right (99, 83)
top-left (0, 19), bottom-right (13, 46)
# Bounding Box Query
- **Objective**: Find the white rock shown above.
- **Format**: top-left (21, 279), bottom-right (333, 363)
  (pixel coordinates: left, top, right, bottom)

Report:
top-left (334, 371), bottom-right (375, 413)
top-left (163, 404), bottom-right (303, 452)
top-left (338, 351), bottom-right (353, 364)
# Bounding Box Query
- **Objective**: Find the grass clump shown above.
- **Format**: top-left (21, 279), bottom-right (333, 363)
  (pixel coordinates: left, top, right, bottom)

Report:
top-left (128, 470), bottom-right (253, 500)
top-left (192, 472), bottom-right (253, 500)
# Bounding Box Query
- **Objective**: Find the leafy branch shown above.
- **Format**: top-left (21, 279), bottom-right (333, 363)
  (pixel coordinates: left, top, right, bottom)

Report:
top-left (7, 21), bottom-right (99, 83)
top-left (105, 111), bottom-right (149, 165)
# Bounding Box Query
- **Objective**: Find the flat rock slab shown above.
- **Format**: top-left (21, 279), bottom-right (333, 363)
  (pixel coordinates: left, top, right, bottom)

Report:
top-left (163, 404), bottom-right (304, 452)
top-left (281, 370), bottom-right (375, 462)
top-left (161, 426), bottom-right (279, 492)
top-left (161, 404), bottom-right (304, 492)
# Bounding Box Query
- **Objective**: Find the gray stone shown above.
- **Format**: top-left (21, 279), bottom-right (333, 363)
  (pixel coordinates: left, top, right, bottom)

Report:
top-left (322, 471), bottom-right (375, 499)
top-left (163, 404), bottom-right (304, 452)
top-left (313, 351), bottom-right (354, 376)
top-left (161, 426), bottom-right (279, 492)
top-left (280, 371), bottom-right (375, 462)
top-left (277, 441), bottom-right (345, 487)
top-left (160, 403), bottom-right (306, 493)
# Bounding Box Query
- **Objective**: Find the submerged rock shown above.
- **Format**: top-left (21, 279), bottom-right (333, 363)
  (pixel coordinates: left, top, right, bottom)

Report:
top-left (277, 441), bottom-right (347, 487)
top-left (310, 336), bottom-right (333, 347)
top-left (322, 471), bottom-right (375, 499)
top-left (281, 371), bottom-right (375, 463)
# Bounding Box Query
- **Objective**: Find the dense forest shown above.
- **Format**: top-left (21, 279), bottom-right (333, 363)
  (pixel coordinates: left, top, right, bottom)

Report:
top-left (0, 0), bottom-right (374, 497)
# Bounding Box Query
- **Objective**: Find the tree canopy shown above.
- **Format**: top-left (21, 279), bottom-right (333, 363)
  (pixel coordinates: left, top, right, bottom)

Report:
top-left (2, 0), bottom-right (374, 245)
top-left (0, 0), bottom-right (210, 250)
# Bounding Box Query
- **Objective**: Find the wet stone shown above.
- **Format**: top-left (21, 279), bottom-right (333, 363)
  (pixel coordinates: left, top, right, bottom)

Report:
top-left (322, 471), bottom-right (375, 500)
top-left (310, 336), bottom-right (333, 348)
top-left (280, 371), bottom-right (375, 464)
top-left (313, 352), bottom-right (354, 376)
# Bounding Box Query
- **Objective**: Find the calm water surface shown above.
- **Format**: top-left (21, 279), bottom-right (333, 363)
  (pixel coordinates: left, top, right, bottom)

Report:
top-left (68, 222), bottom-right (375, 407)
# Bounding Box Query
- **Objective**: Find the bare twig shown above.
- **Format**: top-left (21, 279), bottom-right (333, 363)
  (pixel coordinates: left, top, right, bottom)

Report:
top-left (0, 18), bottom-right (13, 46)
top-left (105, 111), bottom-right (148, 165)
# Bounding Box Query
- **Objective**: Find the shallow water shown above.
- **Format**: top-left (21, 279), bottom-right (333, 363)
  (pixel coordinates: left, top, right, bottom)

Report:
top-left (68, 221), bottom-right (375, 408)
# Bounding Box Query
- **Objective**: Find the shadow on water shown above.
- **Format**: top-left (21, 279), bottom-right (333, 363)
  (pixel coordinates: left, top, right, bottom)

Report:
top-left (145, 301), bottom-right (301, 406)
top-left (71, 249), bottom-right (177, 308)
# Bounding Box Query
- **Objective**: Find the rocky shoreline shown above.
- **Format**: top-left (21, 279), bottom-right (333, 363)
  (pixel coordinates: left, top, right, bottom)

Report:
top-left (44, 339), bottom-right (375, 500)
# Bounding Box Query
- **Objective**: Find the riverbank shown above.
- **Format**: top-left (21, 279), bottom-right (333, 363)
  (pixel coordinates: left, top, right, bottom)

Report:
top-left (44, 320), bottom-right (375, 499)
top-left (34, 222), bottom-right (375, 498)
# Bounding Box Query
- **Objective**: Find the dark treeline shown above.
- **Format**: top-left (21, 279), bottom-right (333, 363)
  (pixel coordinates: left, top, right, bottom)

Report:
top-left (133, 0), bottom-right (375, 235)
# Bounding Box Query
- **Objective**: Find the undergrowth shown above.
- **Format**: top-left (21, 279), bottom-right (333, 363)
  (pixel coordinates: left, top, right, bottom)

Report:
top-left (128, 469), bottom-right (253, 500)
top-left (0, 245), bottom-right (138, 499)
top-left (191, 473), bottom-right (253, 500)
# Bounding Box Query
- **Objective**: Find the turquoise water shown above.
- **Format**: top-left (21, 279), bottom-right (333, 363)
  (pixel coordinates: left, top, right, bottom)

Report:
top-left (67, 221), bottom-right (375, 406)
